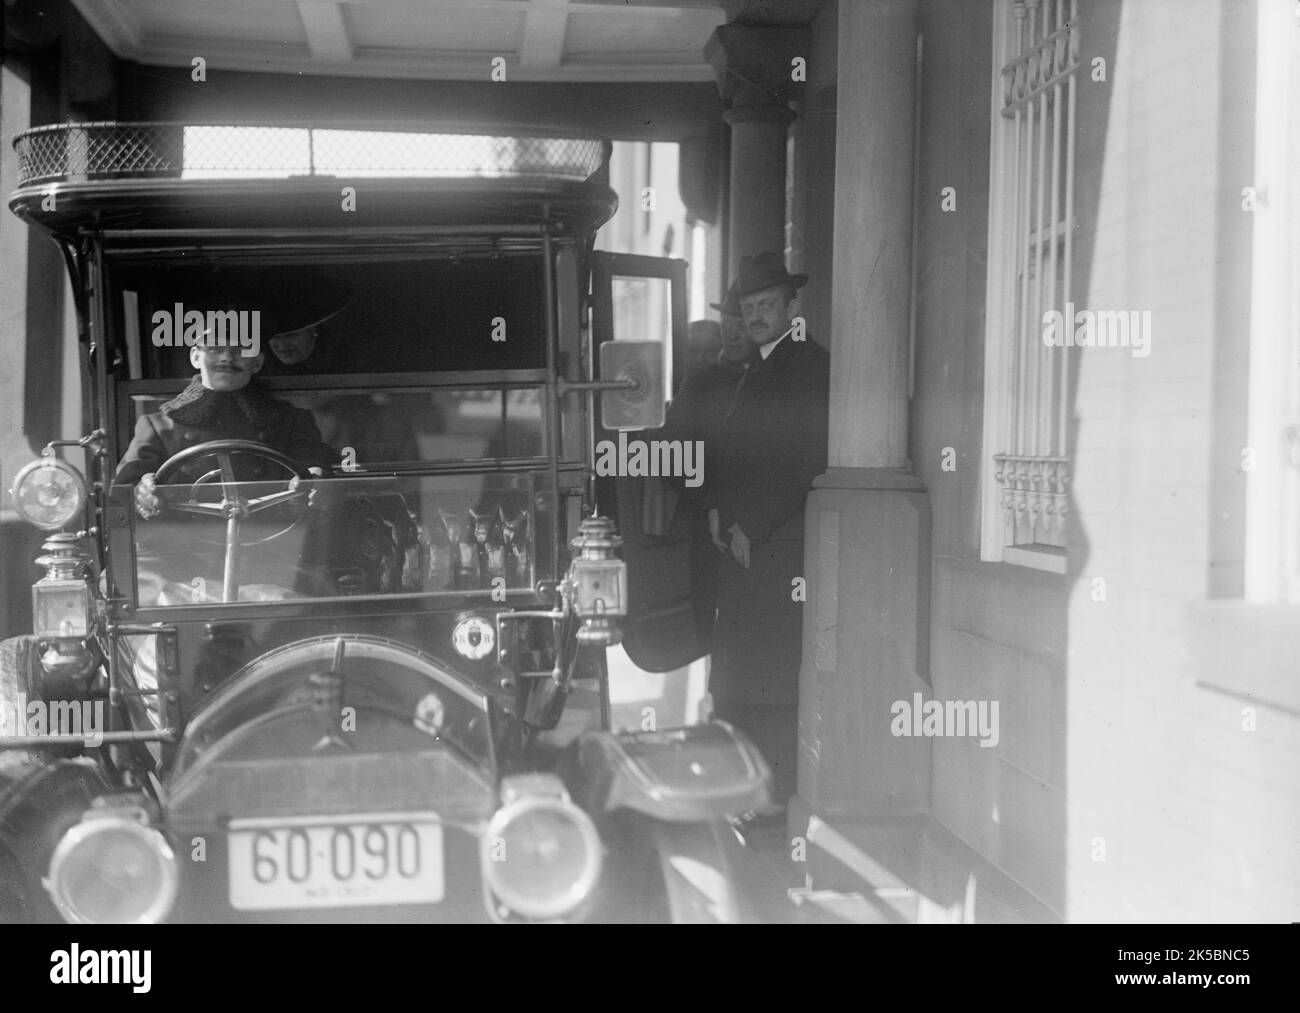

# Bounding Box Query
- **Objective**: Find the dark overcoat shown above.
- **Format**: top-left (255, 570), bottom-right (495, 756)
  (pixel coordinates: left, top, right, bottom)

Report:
top-left (660, 360), bottom-right (748, 649)
top-left (114, 378), bottom-right (331, 487)
top-left (113, 379), bottom-right (333, 592)
top-left (709, 335), bottom-right (830, 707)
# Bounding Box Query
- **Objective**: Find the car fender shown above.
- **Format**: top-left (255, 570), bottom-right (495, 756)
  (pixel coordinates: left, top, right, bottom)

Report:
top-left (562, 720), bottom-right (770, 823)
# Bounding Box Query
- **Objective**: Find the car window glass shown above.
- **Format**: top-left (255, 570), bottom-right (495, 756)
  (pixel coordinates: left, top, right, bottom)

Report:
top-left (127, 387), bottom-right (544, 468)
top-left (111, 472), bottom-right (540, 607)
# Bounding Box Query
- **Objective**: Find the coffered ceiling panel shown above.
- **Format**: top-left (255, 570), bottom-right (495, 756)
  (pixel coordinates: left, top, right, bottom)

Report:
top-left (73, 0), bottom-right (728, 82)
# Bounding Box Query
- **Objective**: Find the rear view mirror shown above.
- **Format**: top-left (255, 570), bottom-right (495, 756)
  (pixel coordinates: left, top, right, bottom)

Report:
top-left (599, 342), bottom-right (664, 431)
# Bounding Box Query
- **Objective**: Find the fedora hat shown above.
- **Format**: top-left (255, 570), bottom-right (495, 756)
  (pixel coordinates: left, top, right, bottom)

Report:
top-left (709, 281), bottom-right (741, 317)
top-left (735, 252), bottom-right (808, 298)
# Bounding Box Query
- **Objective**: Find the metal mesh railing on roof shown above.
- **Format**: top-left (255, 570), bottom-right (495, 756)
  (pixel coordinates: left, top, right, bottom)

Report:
top-left (13, 123), bottom-right (607, 187)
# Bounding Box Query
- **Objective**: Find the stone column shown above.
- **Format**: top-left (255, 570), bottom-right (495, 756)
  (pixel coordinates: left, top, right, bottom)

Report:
top-left (705, 24), bottom-right (807, 274)
top-left (723, 104), bottom-right (792, 267)
top-left (793, 0), bottom-right (933, 832)
top-left (829, 0), bottom-right (915, 470)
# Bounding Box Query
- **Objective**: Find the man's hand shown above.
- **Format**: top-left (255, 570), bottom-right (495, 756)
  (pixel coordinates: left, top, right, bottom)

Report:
top-left (290, 468), bottom-right (327, 509)
top-left (134, 473), bottom-right (161, 520)
top-left (729, 523), bottom-right (751, 569)
top-left (708, 508), bottom-right (728, 553)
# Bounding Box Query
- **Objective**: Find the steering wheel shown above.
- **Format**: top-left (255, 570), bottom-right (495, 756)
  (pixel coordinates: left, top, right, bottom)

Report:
top-left (152, 440), bottom-right (315, 603)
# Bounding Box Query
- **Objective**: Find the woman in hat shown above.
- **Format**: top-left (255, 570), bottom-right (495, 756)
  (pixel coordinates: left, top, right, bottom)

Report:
top-left (261, 275), bottom-right (354, 376)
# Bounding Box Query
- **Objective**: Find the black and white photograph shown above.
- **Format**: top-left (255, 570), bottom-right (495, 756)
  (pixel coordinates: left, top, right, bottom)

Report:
top-left (0, 0), bottom-right (1294, 963)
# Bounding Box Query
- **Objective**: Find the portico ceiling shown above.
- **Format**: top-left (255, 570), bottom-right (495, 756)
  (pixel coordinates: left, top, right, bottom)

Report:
top-left (71, 0), bottom-right (728, 83)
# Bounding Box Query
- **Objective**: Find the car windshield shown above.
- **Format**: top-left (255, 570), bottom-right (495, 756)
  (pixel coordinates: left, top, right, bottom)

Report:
top-left (109, 472), bottom-right (546, 607)
top-left (125, 387), bottom-right (545, 470)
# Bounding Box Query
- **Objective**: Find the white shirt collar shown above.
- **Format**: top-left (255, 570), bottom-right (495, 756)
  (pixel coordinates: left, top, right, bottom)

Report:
top-left (759, 331), bottom-right (789, 360)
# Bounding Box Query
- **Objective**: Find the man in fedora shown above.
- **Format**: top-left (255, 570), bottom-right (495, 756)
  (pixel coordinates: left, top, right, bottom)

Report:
top-left (709, 252), bottom-right (829, 816)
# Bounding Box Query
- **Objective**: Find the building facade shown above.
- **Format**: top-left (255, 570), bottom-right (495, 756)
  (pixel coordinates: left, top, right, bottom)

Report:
top-left (782, 0), bottom-right (1298, 922)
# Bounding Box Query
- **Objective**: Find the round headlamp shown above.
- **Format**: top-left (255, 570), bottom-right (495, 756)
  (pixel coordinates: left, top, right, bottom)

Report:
top-left (46, 815), bottom-right (179, 924)
top-left (452, 614), bottom-right (496, 661)
top-left (482, 797), bottom-right (602, 920)
top-left (11, 457), bottom-right (86, 531)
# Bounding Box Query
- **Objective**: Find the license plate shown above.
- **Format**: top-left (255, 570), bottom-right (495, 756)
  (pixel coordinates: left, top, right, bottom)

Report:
top-left (228, 813), bottom-right (444, 911)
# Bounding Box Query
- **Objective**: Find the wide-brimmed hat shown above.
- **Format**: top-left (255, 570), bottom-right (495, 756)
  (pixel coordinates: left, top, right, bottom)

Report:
top-left (735, 252), bottom-right (808, 298)
top-left (709, 281), bottom-right (741, 317)
top-left (263, 272), bottom-right (354, 335)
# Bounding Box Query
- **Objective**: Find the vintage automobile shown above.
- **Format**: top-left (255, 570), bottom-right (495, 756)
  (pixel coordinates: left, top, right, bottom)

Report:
top-left (0, 122), bottom-right (779, 923)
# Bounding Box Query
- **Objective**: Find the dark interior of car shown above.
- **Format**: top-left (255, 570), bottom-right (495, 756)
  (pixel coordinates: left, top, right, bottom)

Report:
top-left (112, 255), bottom-right (547, 379)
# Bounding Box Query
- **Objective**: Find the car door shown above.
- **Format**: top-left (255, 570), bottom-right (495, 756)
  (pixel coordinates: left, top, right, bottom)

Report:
top-left (589, 251), bottom-right (706, 672)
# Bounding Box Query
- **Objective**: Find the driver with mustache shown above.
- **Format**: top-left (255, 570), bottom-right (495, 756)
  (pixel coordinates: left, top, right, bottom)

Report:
top-left (116, 334), bottom-right (331, 519)
top-left (111, 328), bottom-right (333, 708)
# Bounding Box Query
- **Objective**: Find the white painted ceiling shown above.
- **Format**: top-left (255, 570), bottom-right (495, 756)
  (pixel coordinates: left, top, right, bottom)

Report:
top-left (72, 0), bottom-right (728, 82)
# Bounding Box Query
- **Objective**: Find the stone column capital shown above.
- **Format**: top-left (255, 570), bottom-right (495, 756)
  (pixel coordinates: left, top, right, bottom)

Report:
top-left (704, 23), bottom-right (810, 109)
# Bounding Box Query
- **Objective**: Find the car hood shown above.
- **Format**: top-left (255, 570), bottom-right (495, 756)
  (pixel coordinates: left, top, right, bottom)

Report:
top-left (171, 634), bottom-right (498, 782)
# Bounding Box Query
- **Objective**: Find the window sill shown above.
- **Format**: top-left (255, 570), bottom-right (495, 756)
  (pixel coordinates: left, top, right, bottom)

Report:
top-left (1000, 545), bottom-right (1067, 574)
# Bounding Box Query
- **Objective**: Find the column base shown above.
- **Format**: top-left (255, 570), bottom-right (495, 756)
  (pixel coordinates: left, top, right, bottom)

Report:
top-left (796, 467), bottom-right (932, 817)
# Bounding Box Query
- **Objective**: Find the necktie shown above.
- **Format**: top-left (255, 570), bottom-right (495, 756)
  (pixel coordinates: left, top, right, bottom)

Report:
top-left (724, 364), bottom-right (750, 421)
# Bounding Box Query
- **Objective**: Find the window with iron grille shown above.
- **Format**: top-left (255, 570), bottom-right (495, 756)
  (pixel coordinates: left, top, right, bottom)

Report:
top-left (980, 0), bottom-right (1080, 572)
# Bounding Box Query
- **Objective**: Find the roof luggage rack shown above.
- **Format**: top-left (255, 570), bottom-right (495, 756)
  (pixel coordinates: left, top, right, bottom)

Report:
top-left (13, 122), bottom-right (607, 187)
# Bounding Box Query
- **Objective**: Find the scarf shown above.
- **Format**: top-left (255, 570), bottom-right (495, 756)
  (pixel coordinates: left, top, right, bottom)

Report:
top-left (160, 376), bottom-right (285, 431)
